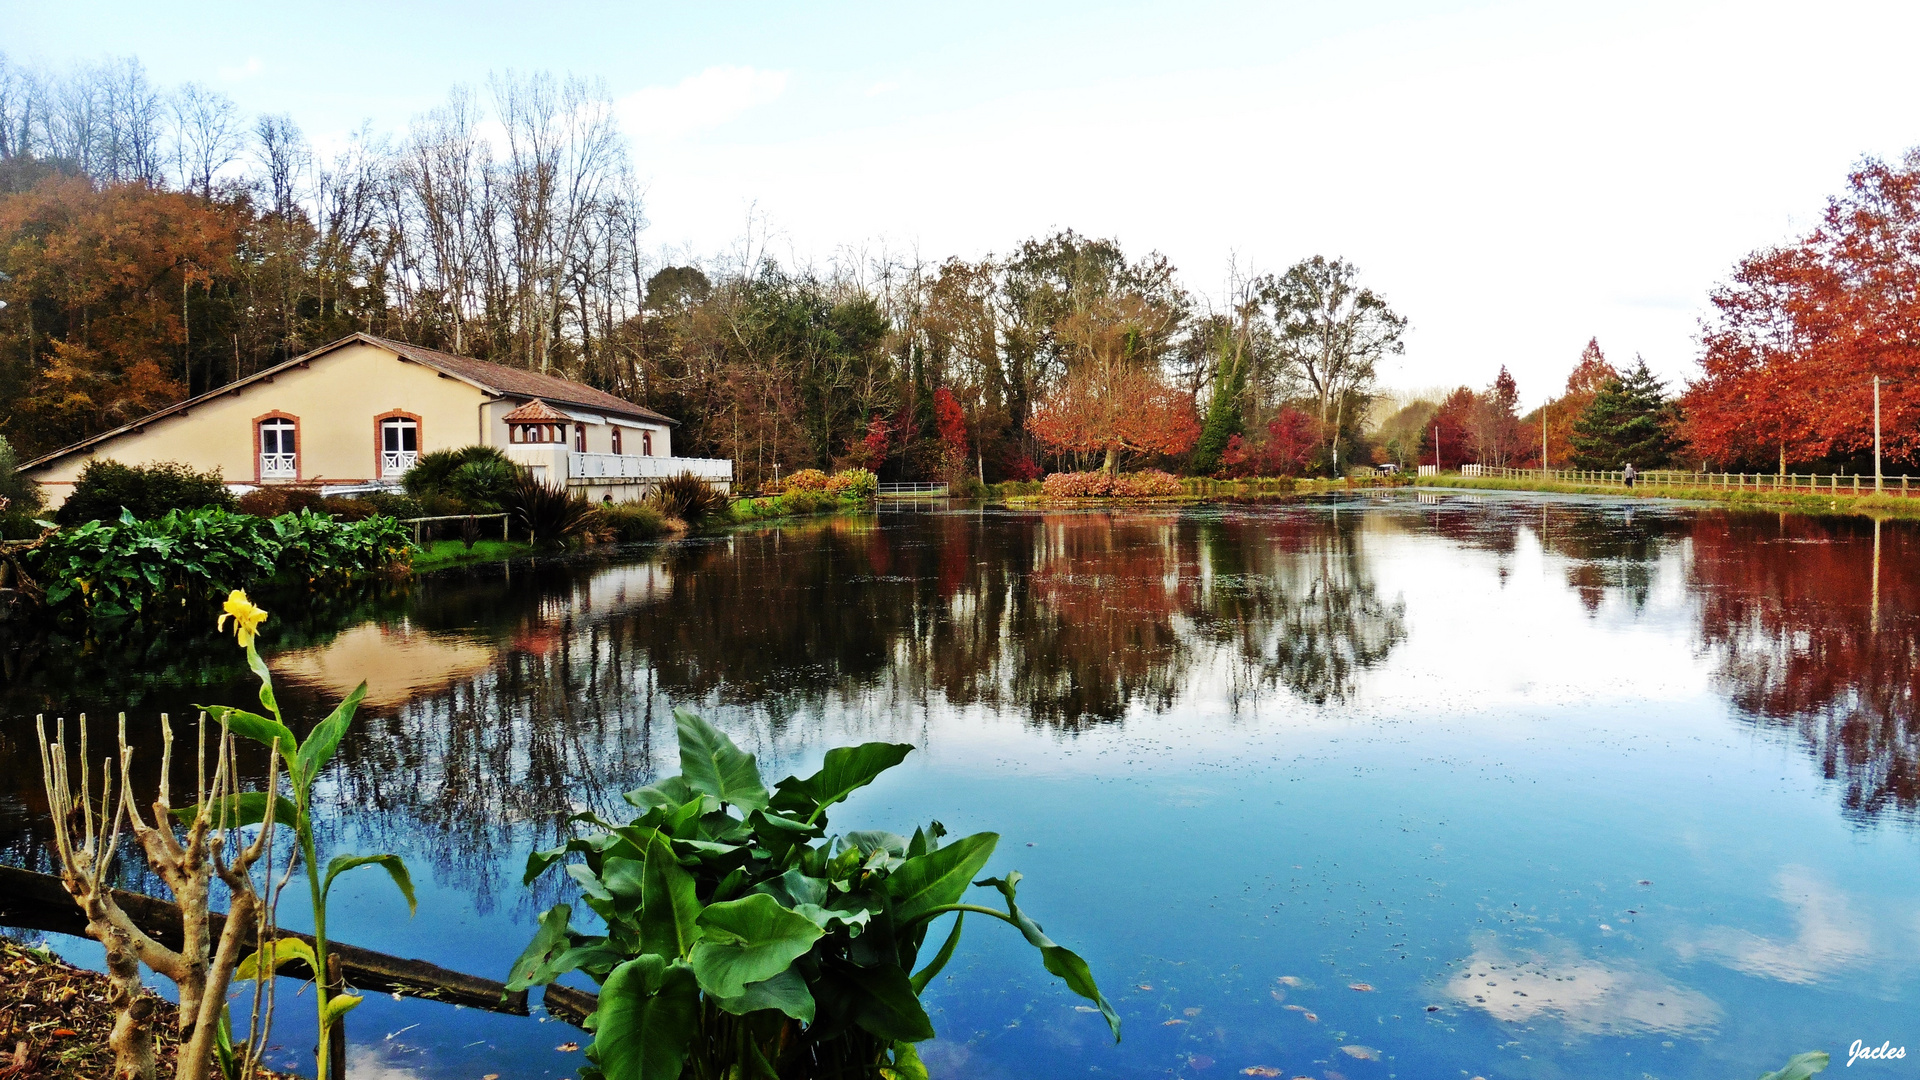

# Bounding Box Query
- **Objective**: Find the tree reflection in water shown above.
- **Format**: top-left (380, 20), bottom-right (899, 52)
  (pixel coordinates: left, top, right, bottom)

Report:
top-left (6, 498), bottom-right (1918, 913)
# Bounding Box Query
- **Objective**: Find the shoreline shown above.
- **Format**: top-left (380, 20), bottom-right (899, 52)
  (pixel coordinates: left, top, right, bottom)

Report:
top-left (1416, 474), bottom-right (1920, 520)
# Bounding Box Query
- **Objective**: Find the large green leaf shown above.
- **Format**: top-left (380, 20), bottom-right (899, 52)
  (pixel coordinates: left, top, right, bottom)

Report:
top-left (637, 830), bottom-right (703, 960)
top-left (294, 681), bottom-right (368, 789)
top-left (172, 792), bottom-right (299, 829)
top-left (887, 832), bottom-right (998, 926)
top-left (589, 956), bottom-right (699, 1080)
top-left (688, 894), bottom-right (824, 998)
top-left (1759, 1052), bottom-right (1830, 1080)
top-left (233, 937), bottom-right (316, 982)
top-left (839, 961), bottom-right (935, 1042)
top-left (507, 904), bottom-right (576, 991)
top-left (622, 775), bottom-right (709, 813)
top-left (777, 742), bottom-right (913, 823)
top-left (674, 709), bottom-right (769, 810)
top-left (909, 912), bottom-right (965, 993)
top-left (199, 705), bottom-right (294, 758)
top-left (712, 966), bottom-right (816, 1022)
top-left (322, 853), bottom-right (415, 915)
top-left (883, 1041), bottom-right (931, 1080)
top-left (977, 873), bottom-right (1120, 1042)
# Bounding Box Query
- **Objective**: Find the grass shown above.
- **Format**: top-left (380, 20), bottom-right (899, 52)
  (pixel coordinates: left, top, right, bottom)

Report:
top-left (410, 538), bottom-right (534, 571)
top-left (728, 490), bottom-right (872, 524)
top-left (1420, 474), bottom-right (1920, 520)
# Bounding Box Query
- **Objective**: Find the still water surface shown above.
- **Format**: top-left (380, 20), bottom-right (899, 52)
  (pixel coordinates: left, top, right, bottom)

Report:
top-left (3, 491), bottom-right (1917, 1079)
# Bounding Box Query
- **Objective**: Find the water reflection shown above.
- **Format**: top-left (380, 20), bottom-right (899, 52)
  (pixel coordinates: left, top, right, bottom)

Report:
top-left (1446, 933), bottom-right (1722, 1035)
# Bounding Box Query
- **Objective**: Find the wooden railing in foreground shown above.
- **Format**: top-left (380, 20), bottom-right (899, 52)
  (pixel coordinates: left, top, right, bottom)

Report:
top-left (1453, 466), bottom-right (1918, 497)
top-left (0, 863), bottom-right (548, 1019)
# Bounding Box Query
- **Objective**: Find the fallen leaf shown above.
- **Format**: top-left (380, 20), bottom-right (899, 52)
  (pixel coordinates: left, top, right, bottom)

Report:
top-left (1302, 1011), bottom-right (1318, 1022)
top-left (1074, 1006), bottom-right (1100, 1013)
top-left (52, 1029), bottom-right (76, 1037)
top-left (1276, 975), bottom-right (1310, 988)
top-left (1138, 983), bottom-right (1155, 990)
top-left (1348, 982), bottom-right (1375, 992)
top-left (1241, 1069), bottom-right (1283, 1078)
top-left (1283, 1004), bottom-right (1304, 1012)
top-left (1269, 989), bottom-right (1286, 1002)
top-left (1189, 1054), bottom-right (1216, 1070)
top-left (556, 1042), bottom-right (580, 1052)
top-left (1637, 879), bottom-right (1653, 886)
top-left (483, 1075), bottom-right (499, 1080)
top-left (1339, 1045), bottom-right (1380, 1061)
top-left (1424, 1005), bottom-right (1440, 1012)
top-left (1162, 1019), bottom-right (1188, 1026)
top-left (1183, 1007), bottom-right (1203, 1017)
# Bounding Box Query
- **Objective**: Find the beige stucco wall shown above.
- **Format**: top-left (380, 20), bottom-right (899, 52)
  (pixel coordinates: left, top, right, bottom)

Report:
top-left (26, 342), bottom-right (492, 507)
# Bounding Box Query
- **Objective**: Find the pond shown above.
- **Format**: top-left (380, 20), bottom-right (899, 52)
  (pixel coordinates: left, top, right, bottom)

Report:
top-left (3, 491), bottom-right (1917, 1079)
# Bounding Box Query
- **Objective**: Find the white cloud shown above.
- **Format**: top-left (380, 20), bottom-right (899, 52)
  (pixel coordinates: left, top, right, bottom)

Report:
top-left (618, 66), bottom-right (788, 141)
top-left (218, 57), bottom-right (263, 82)
top-left (1681, 867), bottom-right (1874, 984)
top-left (865, 81), bottom-right (900, 98)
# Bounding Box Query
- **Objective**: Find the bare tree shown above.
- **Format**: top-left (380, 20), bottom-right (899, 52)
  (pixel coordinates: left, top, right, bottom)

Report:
top-left (252, 113), bottom-right (310, 216)
top-left (168, 82), bottom-right (243, 196)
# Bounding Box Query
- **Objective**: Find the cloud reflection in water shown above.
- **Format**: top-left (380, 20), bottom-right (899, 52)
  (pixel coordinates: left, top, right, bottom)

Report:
top-left (1446, 933), bottom-right (1720, 1035)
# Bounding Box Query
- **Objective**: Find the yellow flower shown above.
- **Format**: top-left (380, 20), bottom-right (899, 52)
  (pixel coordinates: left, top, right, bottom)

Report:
top-left (217, 589), bottom-right (269, 648)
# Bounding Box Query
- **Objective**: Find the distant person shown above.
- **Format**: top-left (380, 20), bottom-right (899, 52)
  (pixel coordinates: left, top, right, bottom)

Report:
top-left (1623, 462), bottom-right (1637, 488)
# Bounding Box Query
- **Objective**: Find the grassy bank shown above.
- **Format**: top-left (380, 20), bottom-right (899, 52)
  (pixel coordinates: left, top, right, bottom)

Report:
top-left (1420, 474), bottom-right (1920, 520)
top-left (992, 474), bottom-right (1411, 506)
top-left (728, 490), bottom-right (875, 524)
top-left (410, 538), bottom-right (535, 571)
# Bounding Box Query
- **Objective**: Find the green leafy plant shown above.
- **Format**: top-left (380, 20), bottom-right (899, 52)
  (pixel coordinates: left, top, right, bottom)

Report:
top-left (647, 473), bottom-right (730, 526)
top-left (510, 710), bottom-right (1118, 1080)
top-left (507, 470), bottom-right (598, 548)
top-left (401, 445), bottom-right (518, 504)
top-left (203, 590), bottom-right (416, 1080)
top-left (1758, 1052), bottom-right (1829, 1080)
top-left (600, 501), bottom-right (671, 542)
top-left (55, 459), bottom-right (237, 525)
top-left (31, 507), bottom-right (411, 618)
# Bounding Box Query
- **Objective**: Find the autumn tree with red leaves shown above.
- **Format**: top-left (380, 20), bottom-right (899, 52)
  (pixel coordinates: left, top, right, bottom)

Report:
top-left (1028, 364), bottom-right (1199, 474)
top-left (1421, 388), bottom-right (1478, 469)
top-left (1686, 149), bottom-right (1920, 472)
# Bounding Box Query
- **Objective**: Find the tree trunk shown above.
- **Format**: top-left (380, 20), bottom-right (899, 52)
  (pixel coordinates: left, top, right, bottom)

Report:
top-left (1103, 444), bottom-right (1118, 476)
top-left (94, 913), bottom-right (157, 1080)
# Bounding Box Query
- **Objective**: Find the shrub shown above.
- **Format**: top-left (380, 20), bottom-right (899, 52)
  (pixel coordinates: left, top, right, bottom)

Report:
top-left (356, 490), bottom-right (426, 520)
top-left (403, 445), bottom-right (517, 503)
top-left (236, 486), bottom-right (326, 518)
top-left (784, 468), bottom-right (831, 491)
top-left (1041, 470), bottom-right (1184, 498)
top-left (31, 507), bottom-right (411, 618)
top-left (649, 473), bottom-right (730, 525)
top-left (948, 476), bottom-right (988, 499)
top-left (599, 500), bottom-right (670, 542)
top-left (505, 470), bottom-right (596, 548)
top-left (824, 467), bottom-right (877, 501)
top-left (509, 711), bottom-right (1119, 1080)
top-left (0, 434), bottom-right (44, 515)
top-left (56, 459), bottom-right (237, 525)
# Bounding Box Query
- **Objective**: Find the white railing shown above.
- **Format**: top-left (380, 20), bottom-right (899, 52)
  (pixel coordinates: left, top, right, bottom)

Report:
top-left (260, 454), bottom-right (296, 479)
top-left (876, 482), bottom-right (949, 498)
top-left (382, 450), bottom-right (419, 476)
top-left (567, 452), bottom-right (733, 484)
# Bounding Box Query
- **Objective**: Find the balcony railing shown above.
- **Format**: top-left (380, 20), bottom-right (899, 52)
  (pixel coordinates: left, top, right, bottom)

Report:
top-left (260, 454), bottom-right (297, 479)
top-left (382, 450), bottom-right (419, 477)
top-left (567, 453), bottom-right (733, 484)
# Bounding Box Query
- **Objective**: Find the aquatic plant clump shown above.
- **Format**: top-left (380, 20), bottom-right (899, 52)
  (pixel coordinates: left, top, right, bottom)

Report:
top-left (33, 508), bottom-right (411, 618)
top-left (510, 709), bottom-right (1119, 1080)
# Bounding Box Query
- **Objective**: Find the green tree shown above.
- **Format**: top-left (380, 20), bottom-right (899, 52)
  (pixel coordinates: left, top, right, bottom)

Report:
top-left (1569, 358), bottom-right (1678, 469)
top-left (1189, 326), bottom-right (1247, 474)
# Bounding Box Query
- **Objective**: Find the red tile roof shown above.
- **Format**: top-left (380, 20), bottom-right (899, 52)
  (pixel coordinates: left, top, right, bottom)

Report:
top-left (500, 398), bottom-right (572, 423)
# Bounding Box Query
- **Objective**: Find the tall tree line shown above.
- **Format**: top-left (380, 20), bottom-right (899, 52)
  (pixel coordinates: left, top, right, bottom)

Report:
top-left (0, 53), bottom-right (1404, 486)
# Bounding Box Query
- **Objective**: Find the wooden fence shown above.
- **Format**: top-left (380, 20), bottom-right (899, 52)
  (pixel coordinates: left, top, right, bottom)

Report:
top-left (1460, 467), bottom-right (1918, 497)
top-left (399, 512), bottom-right (511, 545)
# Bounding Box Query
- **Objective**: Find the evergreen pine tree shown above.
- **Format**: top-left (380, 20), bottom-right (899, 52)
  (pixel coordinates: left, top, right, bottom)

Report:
top-left (1569, 357), bottom-right (1678, 469)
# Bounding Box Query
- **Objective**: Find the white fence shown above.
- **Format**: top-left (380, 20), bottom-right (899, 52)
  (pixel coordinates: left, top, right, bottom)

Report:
top-left (876, 482), bottom-right (949, 498)
top-left (1455, 466), bottom-right (1918, 497)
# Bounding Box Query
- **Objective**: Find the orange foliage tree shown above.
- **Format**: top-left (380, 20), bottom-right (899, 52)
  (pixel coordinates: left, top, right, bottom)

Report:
top-left (1685, 150), bottom-right (1920, 471)
top-left (1027, 364), bottom-right (1199, 474)
top-left (0, 177), bottom-right (238, 455)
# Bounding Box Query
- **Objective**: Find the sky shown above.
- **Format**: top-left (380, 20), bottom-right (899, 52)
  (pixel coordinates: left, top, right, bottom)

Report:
top-left (8, 0), bottom-right (1920, 406)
